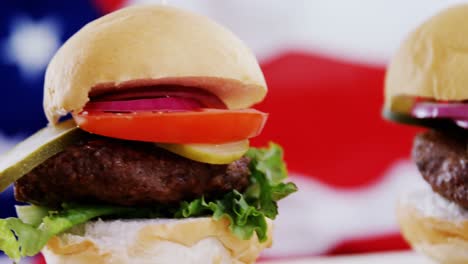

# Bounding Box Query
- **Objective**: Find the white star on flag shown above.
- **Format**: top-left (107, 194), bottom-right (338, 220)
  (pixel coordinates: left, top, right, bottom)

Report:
top-left (3, 16), bottom-right (61, 80)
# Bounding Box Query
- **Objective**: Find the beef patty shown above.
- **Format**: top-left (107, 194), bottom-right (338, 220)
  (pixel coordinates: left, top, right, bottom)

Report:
top-left (15, 139), bottom-right (251, 207)
top-left (413, 130), bottom-right (468, 208)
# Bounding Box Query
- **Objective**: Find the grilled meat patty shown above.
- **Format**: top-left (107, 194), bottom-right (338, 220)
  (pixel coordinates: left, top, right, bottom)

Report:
top-left (15, 138), bottom-right (251, 207)
top-left (413, 130), bottom-right (468, 209)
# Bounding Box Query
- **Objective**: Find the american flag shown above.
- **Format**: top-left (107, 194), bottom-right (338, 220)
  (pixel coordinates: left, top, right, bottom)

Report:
top-left (0, 0), bottom-right (465, 263)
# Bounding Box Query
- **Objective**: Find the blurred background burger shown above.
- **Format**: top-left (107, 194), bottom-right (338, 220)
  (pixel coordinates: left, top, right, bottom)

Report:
top-left (384, 5), bottom-right (468, 264)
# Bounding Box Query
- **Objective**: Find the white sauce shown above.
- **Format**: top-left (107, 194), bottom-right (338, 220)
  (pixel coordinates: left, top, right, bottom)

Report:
top-left (402, 188), bottom-right (468, 222)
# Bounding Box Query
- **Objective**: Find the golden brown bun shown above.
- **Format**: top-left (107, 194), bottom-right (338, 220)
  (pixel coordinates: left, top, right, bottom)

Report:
top-left (397, 190), bottom-right (468, 264)
top-left (44, 5), bottom-right (267, 123)
top-left (385, 4), bottom-right (468, 114)
top-left (42, 217), bottom-right (273, 264)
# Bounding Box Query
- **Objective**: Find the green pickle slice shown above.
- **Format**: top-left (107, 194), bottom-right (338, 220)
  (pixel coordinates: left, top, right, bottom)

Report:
top-left (382, 109), bottom-right (460, 130)
top-left (157, 140), bottom-right (250, 165)
top-left (0, 120), bottom-right (89, 192)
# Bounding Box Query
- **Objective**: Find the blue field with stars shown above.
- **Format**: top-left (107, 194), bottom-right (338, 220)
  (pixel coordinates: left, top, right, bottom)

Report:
top-left (0, 1), bottom-right (104, 261)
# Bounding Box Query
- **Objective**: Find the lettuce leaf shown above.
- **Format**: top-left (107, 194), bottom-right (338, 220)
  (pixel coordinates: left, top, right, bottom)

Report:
top-left (0, 143), bottom-right (297, 261)
top-left (246, 142), bottom-right (288, 185)
top-left (0, 204), bottom-right (137, 261)
top-left (176, 191), bottom-right (269, 242)
top-left (177, 143), bottom-right (297, 241)
top-left (0, 220), bottom-right (20, 261)
top-left (15, 205), bottom-right (48, 227)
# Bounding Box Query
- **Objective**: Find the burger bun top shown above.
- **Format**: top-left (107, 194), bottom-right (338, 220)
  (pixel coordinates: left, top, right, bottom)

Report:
top-left (385, 4), bottom-right (468, 114)
top-left (44, 5), bottom-right (267, 123)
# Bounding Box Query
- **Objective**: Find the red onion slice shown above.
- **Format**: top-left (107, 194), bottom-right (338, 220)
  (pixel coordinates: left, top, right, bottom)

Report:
top-left (91, 86), bottom-right (227, 109)
top-left (411, 102), bottom-right (468, 129)
top-left (84, 97), bottom-right (203, 112)
top-left (412, 102), bottom-right (468, 119)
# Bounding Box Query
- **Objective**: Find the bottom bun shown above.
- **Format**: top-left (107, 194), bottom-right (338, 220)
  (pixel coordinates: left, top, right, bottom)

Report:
top-left (42, 217), bottom-right (273, 264)
top-left (397, 189), bottom-right (468, 264)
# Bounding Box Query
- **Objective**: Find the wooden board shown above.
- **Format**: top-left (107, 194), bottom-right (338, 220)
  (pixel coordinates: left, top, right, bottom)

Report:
top-left (259, 251), bottom-right (436, 264)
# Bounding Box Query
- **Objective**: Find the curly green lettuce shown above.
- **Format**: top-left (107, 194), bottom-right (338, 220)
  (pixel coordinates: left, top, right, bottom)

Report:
top-left (0, 143), bottom-right (297, 261)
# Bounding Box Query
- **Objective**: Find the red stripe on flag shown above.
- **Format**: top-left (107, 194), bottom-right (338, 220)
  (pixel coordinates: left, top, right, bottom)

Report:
top-left (254, 52), bottom-right (422, 187)
top-left (93, 0), bottom-right (126, 13)
top-left (327, 233), bottom-right (410, 255)
top-left (35, 254), bottom-right (45, 264)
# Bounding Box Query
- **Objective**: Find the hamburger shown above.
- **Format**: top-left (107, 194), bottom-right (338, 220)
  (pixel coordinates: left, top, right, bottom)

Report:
top-left (0, 5), bottom-right (296, 264)
top-left (384, 4), bottom-right (468, 264)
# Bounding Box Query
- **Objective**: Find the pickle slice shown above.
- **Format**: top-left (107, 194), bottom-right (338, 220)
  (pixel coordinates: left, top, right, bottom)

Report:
top-left (382, 109), bottom-right (460, 130)
top-left (157, 140), bottom-right (249, 164)
top-left (0, 120), bottom-right (89, 192)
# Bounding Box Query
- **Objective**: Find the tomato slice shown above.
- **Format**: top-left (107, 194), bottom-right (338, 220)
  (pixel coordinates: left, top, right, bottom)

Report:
top-left (73, 109), bottom-right (268, 143)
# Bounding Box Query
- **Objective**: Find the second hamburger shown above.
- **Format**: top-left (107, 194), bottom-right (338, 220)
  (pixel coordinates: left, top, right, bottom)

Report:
top-left (384, 4), bottom-right (468, 264)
